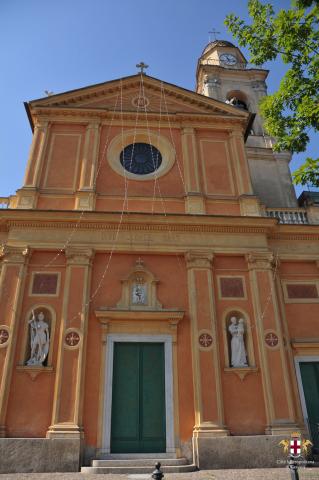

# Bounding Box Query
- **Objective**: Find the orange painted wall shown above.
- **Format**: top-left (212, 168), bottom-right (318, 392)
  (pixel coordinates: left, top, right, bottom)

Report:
top-left (5, 251), bottom-right (66, 437)
top-left (214, 255), bottom-right (267, 434)
top-left (279, 260), bottom-right (319, 338)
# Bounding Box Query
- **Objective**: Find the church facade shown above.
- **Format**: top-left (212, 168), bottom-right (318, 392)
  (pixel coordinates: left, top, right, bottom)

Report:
top-left (1, 41), bottom-right (319, 472)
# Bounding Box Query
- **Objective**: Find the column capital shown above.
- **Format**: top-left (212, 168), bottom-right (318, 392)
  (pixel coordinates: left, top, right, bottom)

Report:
top-left (181, 127), bottom-right (195, 135)
top-left (86, 120), bottom-right (101, 130)
top-left (34, 120), bottom-right (49, 132)
top-left (65, 247), bottom-right (95, 266)
top-left (185, 251), bottom-right (213, 270)
top-left (246, 251), bottom-right (277, 271)
top-left (0, 245), bottom-right (30, 264)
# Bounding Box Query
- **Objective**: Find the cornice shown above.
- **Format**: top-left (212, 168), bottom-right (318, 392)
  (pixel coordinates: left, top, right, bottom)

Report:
top-left (30, 107), bottom-right (247, 128)
top-left (4, 219), bottom-right (271, 235)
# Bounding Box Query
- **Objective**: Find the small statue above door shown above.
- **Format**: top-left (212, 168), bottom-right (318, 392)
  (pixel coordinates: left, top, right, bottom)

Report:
top-left (117, 258), bottom-right (162, 310)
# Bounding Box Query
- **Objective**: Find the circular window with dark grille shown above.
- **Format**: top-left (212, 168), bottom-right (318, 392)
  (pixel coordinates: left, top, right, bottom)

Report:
top-left (120, 143), bottom-right (162, 175)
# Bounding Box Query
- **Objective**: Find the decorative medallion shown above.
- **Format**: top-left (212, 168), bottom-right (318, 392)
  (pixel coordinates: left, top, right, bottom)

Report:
top-left (199, 332), bottom-right (213, 348)
top-left (65, 331), bottom-right (80, 347)
top-left (265, 332), bottom-right (279, 348)
top-left (132, 95), bottom-right (149, 109)
top-left (0, 328), bottom-right (9, 346)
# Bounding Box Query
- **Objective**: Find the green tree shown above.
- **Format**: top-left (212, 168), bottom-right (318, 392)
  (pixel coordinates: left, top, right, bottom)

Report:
top-left (225, 0), bottom-right (319, 187)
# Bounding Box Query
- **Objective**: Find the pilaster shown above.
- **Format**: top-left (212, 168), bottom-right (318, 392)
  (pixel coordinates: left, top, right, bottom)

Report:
top-left (181, 128), bottom-right (205, 214)
top-left (185, 251), bottom-right (228, 445)
top-left (17, 121), bottom-right (50, 209)
top-left (0, 246), bottom-right (30, 436)
top-left (229, 130), bottom-right (253, 196)
top-left (47, 247), bottom-right (94, 439)
top-left (246, 251), bottom-right (298, 435)
top-left (75, 121), bottom-right (100, 211)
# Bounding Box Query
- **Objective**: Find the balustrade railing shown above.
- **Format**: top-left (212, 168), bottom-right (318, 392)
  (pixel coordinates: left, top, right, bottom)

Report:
top-left (266, 208), bottom-right (308, 224)
top-left (0, 197), bottom-right (9, 209)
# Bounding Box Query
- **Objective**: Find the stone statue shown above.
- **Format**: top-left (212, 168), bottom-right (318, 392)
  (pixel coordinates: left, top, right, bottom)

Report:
top-left (26, 311), bottom-right (50, 366)
top-left (228, 316), bottom-right (248, 367)
top-left (132, 283), bottom-right (146, 304)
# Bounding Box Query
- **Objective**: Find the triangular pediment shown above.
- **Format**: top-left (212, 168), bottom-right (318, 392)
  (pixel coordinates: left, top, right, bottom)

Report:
top-left (28, 74), bottom-right (249, 118)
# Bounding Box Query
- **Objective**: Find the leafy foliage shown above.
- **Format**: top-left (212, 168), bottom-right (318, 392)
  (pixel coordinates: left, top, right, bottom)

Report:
top-left (225, 0), bottom-right (319, 186)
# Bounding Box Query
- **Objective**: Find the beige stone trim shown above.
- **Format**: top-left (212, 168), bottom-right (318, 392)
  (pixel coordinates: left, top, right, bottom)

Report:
top-left (0, 247), bottom-right (30, 436)
top-left (282, 280), bottom-right (319, 304)
top-left (224, 367), bottom-right (258, 381)
top-left (79, 121), bottom-right (101, 190)
top-left (275, 277), bottom-right (304, 428)
top-left (95, 311), bottom-right (183, 452)
top-left (292, 340), bottom-right (319, 356)
top-left (186, 251), bottom-right (228, 435)
top-left (28, 271), bottom-right (61, 297)
top-left (47, 247), bottom-right (94, 438)
top-left (247, 253), bottom-right (297, 432)
top-left (247, 267), bottom-right (273, 425)
top-left (107, 129), bottom-right (175, 181)
top-left (16, 365), bottom-right (54, 381)
top-left (24, 121), bottom-right (50, 188)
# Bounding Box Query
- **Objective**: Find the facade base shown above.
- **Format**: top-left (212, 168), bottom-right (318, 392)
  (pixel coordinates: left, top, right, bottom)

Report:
top-left (0, 438), bottom-right (80, 473)
top-left (193, 434), bottom-right (292, 469)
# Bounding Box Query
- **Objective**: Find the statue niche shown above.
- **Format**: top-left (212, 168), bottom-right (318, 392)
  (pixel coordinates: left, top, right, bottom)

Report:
top-left (117, 258), bottom-right (162, 310)
top-left (227, 313), bottom-right (249, 368)
top-left (24, 308), bottom-right (51, 367)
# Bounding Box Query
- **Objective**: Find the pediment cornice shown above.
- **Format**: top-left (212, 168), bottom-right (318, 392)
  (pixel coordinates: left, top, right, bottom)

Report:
top-left (27, 74), bottom-right (249, 120)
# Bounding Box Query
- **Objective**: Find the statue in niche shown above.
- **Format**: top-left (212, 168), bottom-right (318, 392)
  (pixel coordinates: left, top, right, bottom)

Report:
top-left (26, 311), bottom-right (50, 366)
top-left (228, 316), bottom-right (248, 367)
top-left (132, 282), bottom-right (147, 305)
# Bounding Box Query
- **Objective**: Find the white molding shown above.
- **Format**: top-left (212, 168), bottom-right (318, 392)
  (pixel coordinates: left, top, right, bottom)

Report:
top-left (294, 355), bottom-right (319, 433)
top-left (102, 334), bottom-right (175, 454)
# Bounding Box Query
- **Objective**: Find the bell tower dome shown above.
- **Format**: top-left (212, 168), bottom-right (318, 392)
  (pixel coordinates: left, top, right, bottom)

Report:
top-left (196, 40), bottom-right (268, 136)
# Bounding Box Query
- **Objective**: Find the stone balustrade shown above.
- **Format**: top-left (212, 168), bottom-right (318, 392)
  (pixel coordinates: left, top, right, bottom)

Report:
top-left (0, 198), bottom-right (9, 209)
top-left (266, 208), bottom-right (309, 224)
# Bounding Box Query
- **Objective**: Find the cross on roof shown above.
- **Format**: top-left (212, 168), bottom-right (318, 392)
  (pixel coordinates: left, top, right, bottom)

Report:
top-left (208, 29), bottom-right (220, 42)
top-left (136, 61), bottom-right (149, 74)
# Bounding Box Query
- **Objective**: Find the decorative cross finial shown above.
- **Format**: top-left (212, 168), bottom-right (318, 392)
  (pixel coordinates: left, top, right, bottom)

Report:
top-left (136, 257), bottom-right (144, 268)
top-left (208, 29), bottom-right (221, 42)
top-left (136, 61), bottom-right (149, 74)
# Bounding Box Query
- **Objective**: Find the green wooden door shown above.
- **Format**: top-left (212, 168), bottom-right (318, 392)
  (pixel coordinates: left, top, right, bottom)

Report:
top-left (111, 342), bottom-right (166, 453)
top-left (300, 362), bottom-right (319, 447)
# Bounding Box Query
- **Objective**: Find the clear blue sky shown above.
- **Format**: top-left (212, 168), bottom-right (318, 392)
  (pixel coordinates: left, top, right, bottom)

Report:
top-left (0, 0), bottom-right (316, 198)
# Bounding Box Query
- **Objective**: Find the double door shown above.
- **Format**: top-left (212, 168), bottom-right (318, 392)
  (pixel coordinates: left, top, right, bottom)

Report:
top-left (299, 361), bottom-right (319, 447)
top-left (111, 342), bottom-right (166, 453)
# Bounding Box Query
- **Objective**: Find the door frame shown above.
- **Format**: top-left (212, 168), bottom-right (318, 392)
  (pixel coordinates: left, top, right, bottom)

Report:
top-left (294, 355), bottom-right (319, 434)
top-left (102, 334), bottom-right (175, 454)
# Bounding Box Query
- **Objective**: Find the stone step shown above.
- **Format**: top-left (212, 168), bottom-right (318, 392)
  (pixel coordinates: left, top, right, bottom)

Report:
top-left (92, 458), bottom-right (188, 467)
top-left (97, 453), bottom-right (177, 459)
top-left (81, 464), bottom-right (197, 474)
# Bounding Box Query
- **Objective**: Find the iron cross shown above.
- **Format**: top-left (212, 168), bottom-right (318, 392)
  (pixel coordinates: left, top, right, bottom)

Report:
top-left (208, 29), bottom-right (220, 42)
top-left (136, 61), bottom-right (149, 74)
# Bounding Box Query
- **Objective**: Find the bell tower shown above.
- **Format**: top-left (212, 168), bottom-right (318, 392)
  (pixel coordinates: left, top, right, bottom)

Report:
top-left (196, 40), bottom-right (298, 208)
top-left (196, 40), bottom-right (268, 136)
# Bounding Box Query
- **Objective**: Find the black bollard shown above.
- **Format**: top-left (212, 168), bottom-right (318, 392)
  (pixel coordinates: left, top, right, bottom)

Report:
top-left (288, 456), bottom-right (299, 480)
top-left (152, 462), bottom-right (164, 480)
